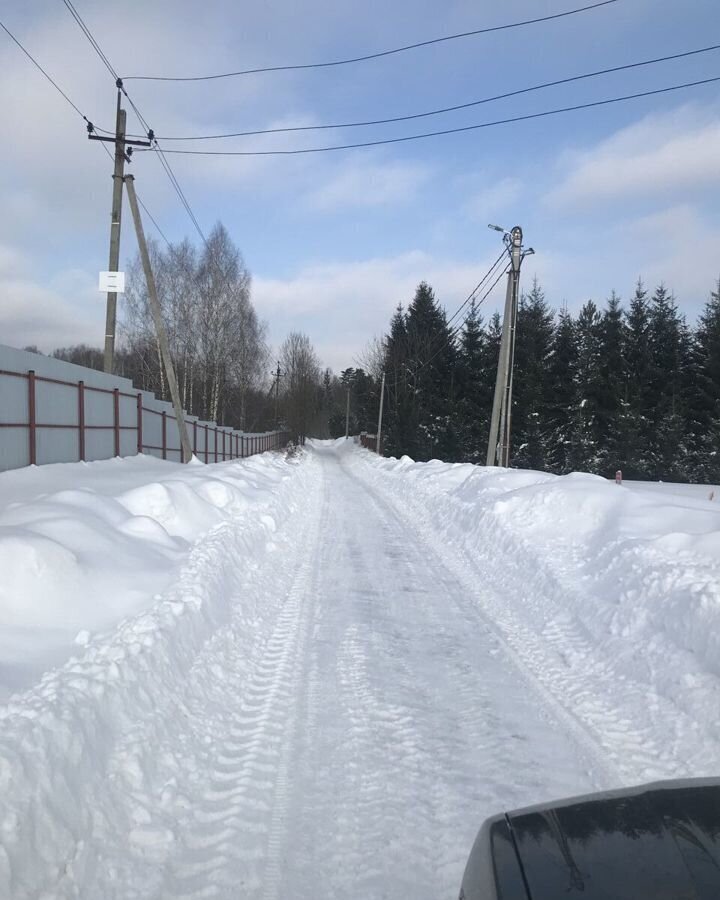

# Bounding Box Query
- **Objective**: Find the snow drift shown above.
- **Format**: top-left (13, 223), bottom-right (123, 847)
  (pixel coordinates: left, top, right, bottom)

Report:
top-left (347, 446), bottom-right (720, 780)
top-left (0, 450), bottom-right (312, 897)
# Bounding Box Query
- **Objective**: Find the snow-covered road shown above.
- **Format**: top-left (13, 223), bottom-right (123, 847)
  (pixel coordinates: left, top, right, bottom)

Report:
top-left (154, 445), bottom-right (610, 900)
top-left (2, 442), bottom-right (718, 898)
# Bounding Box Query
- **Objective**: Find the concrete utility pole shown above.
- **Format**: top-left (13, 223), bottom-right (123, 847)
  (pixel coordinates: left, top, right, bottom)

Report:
top-left (376, 371), bottom-right (386, 455)
top-left (88, 86), bottom-right (151, 373)
top-left (103, 93), bottom-right (125, 374)
top-left (345, 388), bottom-right (351, 439)
top-left (271, 361), bottom-right (284, 427)
top-left (124, 175), bottom-right (193, 463)
top-left (486, 226), bottom-right (532, 467)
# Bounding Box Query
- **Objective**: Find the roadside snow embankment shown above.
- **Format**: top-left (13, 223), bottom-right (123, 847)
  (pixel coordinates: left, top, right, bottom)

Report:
top-left (0, 450), bottom-right (313, 897)
top-left (348, 447), bottom-right (720, 780)
top-left (0, 453), bottom-right (303, 697)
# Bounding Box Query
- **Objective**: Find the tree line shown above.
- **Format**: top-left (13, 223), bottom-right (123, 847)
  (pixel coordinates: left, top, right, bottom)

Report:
top-left (365, 277), bottom-right (720, 483)
top-left (31, 222), bottom-right (329, 441)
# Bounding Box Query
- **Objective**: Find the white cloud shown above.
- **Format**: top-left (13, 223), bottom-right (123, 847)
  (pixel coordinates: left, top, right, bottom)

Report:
top-left (305, 158), bottom-right (433, 211)
top-left (0, 244), bottom-right (101, 350)
top-left (0, 278), bottom-right (102, 350)
top-left (253, 250), bottom-right (505, 370)
top-left (465, 177), bottom-right (523, 221)
top-left (546, 105), bottom-right (720, 209)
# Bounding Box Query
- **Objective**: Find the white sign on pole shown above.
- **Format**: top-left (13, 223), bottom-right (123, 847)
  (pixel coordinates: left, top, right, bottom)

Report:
top-left (99, 271), bottom-right (126, 293)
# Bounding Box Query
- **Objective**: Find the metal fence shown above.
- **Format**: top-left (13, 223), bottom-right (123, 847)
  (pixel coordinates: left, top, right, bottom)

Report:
top-left (359, 432), bottom-right (379, 453)
top-left (0, 344), bottom-right (288, 472)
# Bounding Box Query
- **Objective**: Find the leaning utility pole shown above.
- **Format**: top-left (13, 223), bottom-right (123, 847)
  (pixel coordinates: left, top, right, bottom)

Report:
top-left (88, 85), bottom-right (151, 373)
top-left (345, 388), bottom-right (351, 439)
top-left (124, 175), bottom-right (193, 463)
top-left (486, 226), bottom-right (532, 467)
top-left (376, 371), bottom-right (386, 455)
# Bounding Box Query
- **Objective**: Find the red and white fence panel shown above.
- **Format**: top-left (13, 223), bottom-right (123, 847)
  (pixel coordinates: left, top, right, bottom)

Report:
top-left (0, 345), bottom-right (287, 472)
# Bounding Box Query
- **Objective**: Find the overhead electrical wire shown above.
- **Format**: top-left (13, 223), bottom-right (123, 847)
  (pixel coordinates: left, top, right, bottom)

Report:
top-left (121, 0), bottom-right (620, 82)
top-left (128, 44), bottom-right (720, 142)
top-left (0, 19), bottom-right (96, 127)
top-left (408, 249), bottom-right (510, 374)
top-left (2, 13), bottom-right (179, 252)
top-left (445, 250), bottom-right (508, 334)
top-left (61, 0), bottom-right (119, 82)
top-left (59, 0), bottom-right (210, 246)
top-left (141, 76), bottom-right (720, 156)
top-left (416, 263), bottom-right (512, 375)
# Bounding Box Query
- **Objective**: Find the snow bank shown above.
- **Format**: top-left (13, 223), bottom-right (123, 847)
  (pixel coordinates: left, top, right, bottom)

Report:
top-left (0, 450), bottom-right (313, 897)
top-left (0, 454), bottom-right (301, 698)
top-left (346, 445), bottom-right (720, 780)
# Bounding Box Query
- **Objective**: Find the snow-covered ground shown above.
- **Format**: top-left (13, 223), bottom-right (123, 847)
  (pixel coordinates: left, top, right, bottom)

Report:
top-left (0, 453), bottom-right (305, 699)
top-left (1, 442), bottom-right (719, 899)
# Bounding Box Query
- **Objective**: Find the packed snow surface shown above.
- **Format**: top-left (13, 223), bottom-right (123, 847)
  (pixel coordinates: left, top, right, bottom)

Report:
top-left (1, 441), bottom-right (719, 898)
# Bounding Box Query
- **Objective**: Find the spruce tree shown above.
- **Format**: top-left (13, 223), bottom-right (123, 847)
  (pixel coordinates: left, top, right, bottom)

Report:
top-left (382, 305), bottom-right (413, 458)
top-left (567, 300), bottom-right (603, 472)
top-left (546, 307), bottom-right (577, 473)
top-left (622, 279), bottom-right (653, 477)
top-left (456, 300), bottom-right (488, 462)
top-left (596, 292), bottom-right (626, 475)
top-left (405, 282), bottom-right (458, 460)
top-left (511, 279), bottom-right (555, 470)
top-left (692, 279), bottom-right (720, 481)
top-left (648, 284), bottom-right (686, 480)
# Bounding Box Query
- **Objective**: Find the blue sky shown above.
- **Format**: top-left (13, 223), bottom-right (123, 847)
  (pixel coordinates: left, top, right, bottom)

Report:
top-left (1, 0), bottom-right (719, 370)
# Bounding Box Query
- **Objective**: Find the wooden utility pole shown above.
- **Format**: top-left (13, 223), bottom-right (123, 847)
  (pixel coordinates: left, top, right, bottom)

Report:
top-left (486, 226), bottom-right (529, 467)
top-left (124, 174), bottom-right (193, 463)
top-left (376, 371), bottom-right (386, 455)
top-left (88, 86), bottom-right (151, 373)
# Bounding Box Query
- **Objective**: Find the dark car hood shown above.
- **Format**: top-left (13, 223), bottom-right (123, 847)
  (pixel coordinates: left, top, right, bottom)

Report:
top-left (461, 778), bottom-right (720, 900)
top-left (509, 779), bottom-right (720, 899)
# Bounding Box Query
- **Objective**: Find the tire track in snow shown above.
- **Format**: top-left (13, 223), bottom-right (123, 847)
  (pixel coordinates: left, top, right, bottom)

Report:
top-left (156, 461), bottom-right (325, 900)
top-left (347, 453), bottom-right (711, 787)
top-left (269, 449), bottom-right (611, 900)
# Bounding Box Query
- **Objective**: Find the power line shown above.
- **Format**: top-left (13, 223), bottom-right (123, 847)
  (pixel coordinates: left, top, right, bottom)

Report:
top-left (445, 250), bottom-right (508, 333)
top-left (0, 19), bottom-right (95, 126)
top-left (419, 252), bottom-right (509, 371)
top-left (60, 0), bottom-right (119, 82)
top-left (60, 0), bottom-right (209, 246)
top-left (418, 263), bottom-right (511, 374)
top-left (3, 14), bottom-right (173, 253)
top-left (139, 44), bottom-right (720, 142)
top-left (122, 0), bottom-right (620, 82)
top-left (142, 75), bottom-right (720, 156)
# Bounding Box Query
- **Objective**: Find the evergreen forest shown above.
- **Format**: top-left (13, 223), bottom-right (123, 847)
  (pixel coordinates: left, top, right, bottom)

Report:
top-left (348, 277), bottom-right (720, 483)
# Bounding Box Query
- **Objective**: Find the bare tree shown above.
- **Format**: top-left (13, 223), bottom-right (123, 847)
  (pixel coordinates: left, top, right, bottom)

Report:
top-left (281, 332), bottom-right (322, 442)
top-left (355, 336), bottom-right (385, 382)
top-left (120, 222), bottom-right (268, 428)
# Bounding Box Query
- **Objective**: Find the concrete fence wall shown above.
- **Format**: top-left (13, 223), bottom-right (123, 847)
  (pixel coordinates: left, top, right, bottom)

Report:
top-left (0, 344), bottom-right (288, 472)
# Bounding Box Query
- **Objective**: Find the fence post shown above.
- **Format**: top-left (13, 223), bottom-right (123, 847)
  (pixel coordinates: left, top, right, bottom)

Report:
top-left (162, 410), bottom-right (167, 460)
top-left (113, 388), bottom-right (120, 457)
top-left (204, 424), bottom-right (209, 463)
top-left (136, 393), bottom-right (143, 454)
top-left (214, 427), bottom-right (218, 463)
top-left (78, 380), bottom-right (86, 461)
top-left (28, 370), bottom-right (37, 466)
top-left (193, 420), bottom-right (197, 457)
top-left (223, 429), bottom-right (227, 461)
